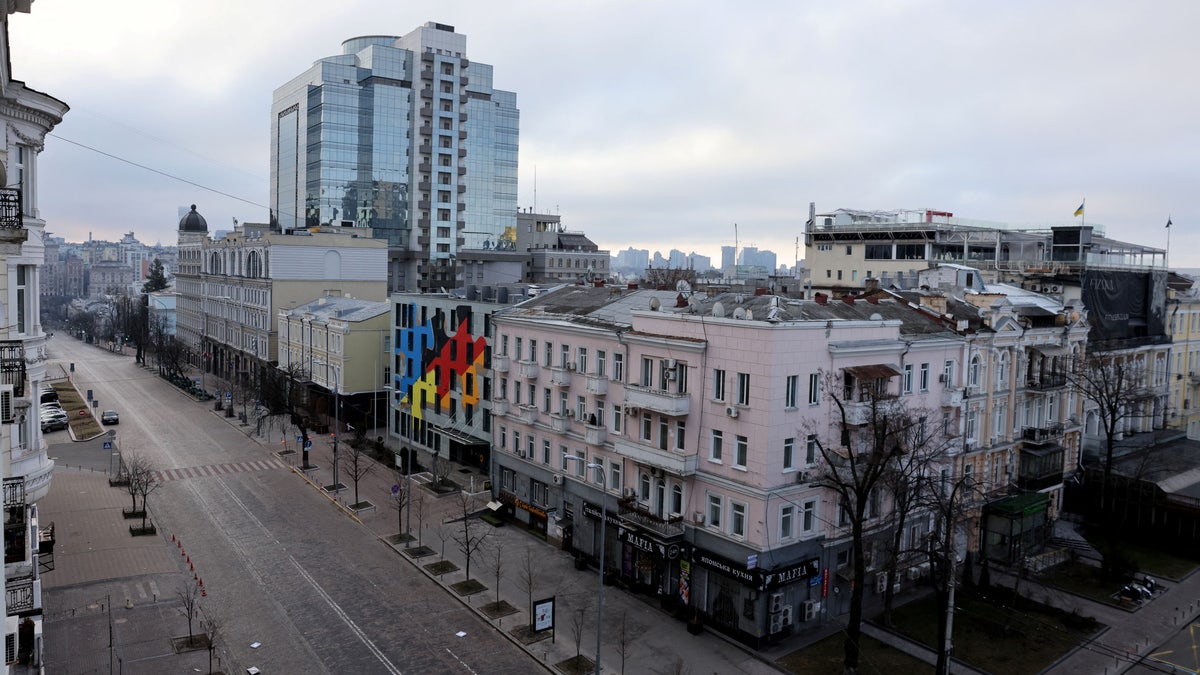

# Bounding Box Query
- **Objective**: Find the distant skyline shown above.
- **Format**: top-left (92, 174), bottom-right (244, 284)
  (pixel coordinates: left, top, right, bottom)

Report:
top-left (10, 1), bottom-right (1198, 268)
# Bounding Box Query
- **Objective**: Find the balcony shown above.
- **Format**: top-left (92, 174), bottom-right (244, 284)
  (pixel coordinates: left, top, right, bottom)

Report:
top-left (490, 399), bottom-right (509, 416)
top-left (623, 384), bottom-right (690, 417)
top-left (420, 67), bottom-right (434, 80)
top-left (584, 423), bottom-right (607, 446)
top-left (1, 340), bottom-right (26, 397)
top-left (585, 374), bottom-right (608, 396)
top-left (512, 404), bottom-right (537, 425)
top-left (611, 435), bottom-right (698, 476)
top-left (1022, 425), bottom-right (1064, 444)
top-left (10, 449), bottom-right (53, 503)
top-left (1018, 444), bottom-right (1065, 491)
top-left (941, 387), bottom-right (962, 408)
top-left (548, 366), bottom-right (571, 387)
top-left (518, 360), bottom-right (539, 379)
top-left (0, 188), bottom-right (24, 245)
top-left (617, 496), bottom-right (686, 539)
top-left (1026, 374), bottom-right (1067, 391)
top-left (491, 354), bottom-right (510, 373)
top-left (550, 413), bottom-right (571, 433)
top-left (420, 88), bottom-right (433, 99)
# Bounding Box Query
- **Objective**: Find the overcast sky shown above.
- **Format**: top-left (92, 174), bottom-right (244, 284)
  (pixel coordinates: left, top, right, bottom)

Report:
top-left (10, 1), bottom-right (1199, 268)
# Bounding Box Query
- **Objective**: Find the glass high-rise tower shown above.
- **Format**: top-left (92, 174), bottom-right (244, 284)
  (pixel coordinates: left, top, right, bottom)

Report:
top-left (271, 22), bottom-right (519, 292)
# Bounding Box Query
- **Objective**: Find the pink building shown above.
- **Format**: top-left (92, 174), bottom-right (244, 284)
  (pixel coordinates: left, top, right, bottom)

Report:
top-left (490, 285), bottom-right (966, 646)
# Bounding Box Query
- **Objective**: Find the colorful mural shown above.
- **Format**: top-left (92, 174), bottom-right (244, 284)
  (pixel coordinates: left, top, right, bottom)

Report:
top-left (396, 304), bottom-right (488, 421)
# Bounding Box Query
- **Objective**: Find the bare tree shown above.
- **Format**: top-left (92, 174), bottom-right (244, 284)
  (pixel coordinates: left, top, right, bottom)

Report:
top-left (118, 454), bottom-right (141, 515)
top-left (451, 491), bottom-right (490, 581)
top-left (488, 538), bottom-right (506, 606)
top-left (132, 457), bottom-right (162, 531)
top-left (811, 370), bottom-right (939, 674)
top-left (434, 521), bottom-right (453, 559)
top-left (340, 439), bottom-right (377, 507)
top-left (201, 606), bottom-right (221, 675)
top-left (616, 610), bottom-right (634, 675)
top-left (410, 486), bottom-right (429, 547)
top-left (388, 471), bottom-right (410, 541)
top-left (566, 596), bottom-right (591, 659)
top-left (177, 577), bottom-right (202, 646)
top-left (518, 545), bottom-right (538, 627)
top-left (1065, 351), bottom-right (1153, 579)
top-left (259, 363), bottom-right (315, 469)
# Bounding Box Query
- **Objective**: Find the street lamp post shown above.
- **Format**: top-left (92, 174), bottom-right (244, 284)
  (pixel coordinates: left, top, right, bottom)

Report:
top-left (332, 383), bottom-right (340, 502)
top-left (563, 455), bottom-right (605, 675)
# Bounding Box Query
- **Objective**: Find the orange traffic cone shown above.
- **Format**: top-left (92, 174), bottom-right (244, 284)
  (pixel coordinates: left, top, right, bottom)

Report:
top-left (171, 534), bottom-right (176, 543)
top-left (199, 578), bottom-right (204, 587)
top-left (190, 562), bottom-right (194, 571)
top-left (201, 589), bottom-right (207, 597)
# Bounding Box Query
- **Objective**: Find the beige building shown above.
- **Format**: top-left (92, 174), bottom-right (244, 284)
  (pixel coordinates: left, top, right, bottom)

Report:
top-left (278, 296), bottom-right (391, 428)
top-left (175, 214), bottom-right (388, 389)
top-left (1168, 285), bottom-right (1200, 438)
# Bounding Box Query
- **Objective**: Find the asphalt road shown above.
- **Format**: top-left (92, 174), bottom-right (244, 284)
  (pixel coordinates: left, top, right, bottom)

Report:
top-left (47, 336), bottom-right (536, 674)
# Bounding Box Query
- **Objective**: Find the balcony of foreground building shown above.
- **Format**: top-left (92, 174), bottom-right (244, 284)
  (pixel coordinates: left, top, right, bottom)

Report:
top-left (585, 374), bottom-right (607, 396)
top-left (1026, 374), bottom-right (1067, 391)
top-left (622, 384), bottom-right (690, 417)
top-left (0, 188), bottom-right (26, 247)
top-left (490, 354), bottom-right (510, 373)
top-left (511, 404), bottom-right (537, 425)
top-left (1, 339), bottom-right (27, 398)
top-left (582, 420), bottom-right (606, 446)
top-left (549, 411), bottom-right (571, 433)
top-left (617, 495), bottom-right (686, 540)
top-left (517, 360), bottom-right (539, 380)
top-left (1022, 424), bottom-right (1065, 444)
top-left (1017, 443), bottom-right (1065, 492)
top-left (548, 366), bottom-right (572, 387)
top-left (490, 398), bottom-right (509, 416)
top-left (610, 434), bottom-right (698, 476)
top-left (9, 447), bottom-right (54, 504)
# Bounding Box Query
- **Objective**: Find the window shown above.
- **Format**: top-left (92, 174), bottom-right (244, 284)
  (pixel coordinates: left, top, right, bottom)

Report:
top-left (675, 420), bottom-right (686, 451)
top-left (613, 353), bottom-right (624, 381)
top-left (966, 409), bottom-right (978, 442)
top-left (512, 430), bottom-right (521, 456)
top-left (544, 341), bottom-right (553, 366)
top-left (559, 392), bottom-right (568, 416)
top-left (641, 357), bottom-right (654, 386)
top-left (610, 460), bottom-right (622, 492)
top-left (943, 359), bottom-right (955, 386)
top-left (576, 395), bottom-right (586, 420)
top-left (526, 434), bottom-right (535, 460)
top-left (531, 480), bottom-right (548, 506)
top-left (969, 355), bottom-right (981, 388)
top-left (785, 375), bottom-right (799, 408)
top-left (671, 485), bottom-right (683, 515)
top-left (528, 383), bottom-right (535, 407)
top-left (612, 405), bottom-right (623, 433)
top-left (595, 401), bottom-right (605, 427)
top-left (515, 336), bottom-right (523, 360)
top-left (543, 387), bottom-right (551, 412)
top-left (713, 369), bottom-right (726, 401)
top-left (560, 344), bottom-right (570, 368)
top-left (577, 347), bottom-right (588, 373)
top-left (734, 435), bottom-right (748, 469)
top-left (919, 363), bottom-right (930, 392)
top-left (500, 335), bottom-right (508, 356)
top-left (802, 499), bottom-right (817, 534)
top-left (16, 266), bottom-right (27, 333)
top-left (730, 502), bottom-right (747, 537)
top-left (780, 505), bottom-right (795, 540)
top-left (806, 434), bottom-right (818, 465)
top-left (498, 425), bottom-right (507, 449)
top-left (845, 245), bottom-right (852, 255)
top-left (542, 439), bottom-right (551, 464)
top-left (500, 467), bottom-right (514, 490)
top-left (710, 430), bottom-right (723, 462)
top-left (597, 350), bottom-right (607, 377)
top-left (574, 449), bottom-right (586, 476)
top-left (783, 437), bottom-right (795, 470)
top-left (659, 417), bottom-right (669, 450)
top-left (707, 494), bottom-right (723, 529)
top-left (736, 372), bottom-right (750, 406)
top-left (808, 373), bottom-right (820, 405)
top-left (995, 352), bottom-right (1009, 391)
top-left (837, 270), bottom-right (843, 281)
top-left (641, 412), bottom-right (652, 441)
top-left (559, 446), bottom-right (569, 472)
top-left (640, 472), bottom-right (651, 500)
top-left (529, 339), bottom-right (537, 361)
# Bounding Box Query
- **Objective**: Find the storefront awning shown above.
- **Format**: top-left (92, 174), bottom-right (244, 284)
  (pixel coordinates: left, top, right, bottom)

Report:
top-left (486, 500), bottom-right (503, 511)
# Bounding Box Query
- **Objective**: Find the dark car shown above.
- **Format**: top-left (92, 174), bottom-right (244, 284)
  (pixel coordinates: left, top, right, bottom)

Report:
top-left (101, 410), bottom-right (119, 425)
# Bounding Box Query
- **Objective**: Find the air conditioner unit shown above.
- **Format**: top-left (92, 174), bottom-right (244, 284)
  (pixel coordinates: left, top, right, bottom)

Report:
top-left (649, 466), bottom-right (661, 478)
top-left (876, 573), bottom-right (888, 594)
top-left (624, 405), bottom-right (640, 415)
top-left (796, 470), bottom-right (812, 484)
top-left (769, 613), bottom-right (785, 634)
top-left (692, 511), bottom-right (705, 525)
top-left (780, 605), bottom-right (793, 627)
top-left (566, 363), bottom-right (576, 371)
top-left (892, 580), bottom-right (901, 594)
top-left (664, 370), bottom-right (677, 381)
top-left (623, 487), bottom-right (636, 498)
top-left (938, 374), bottom-right (946, 383)
top-left (768, 592), bottom-right (785, 613)
top-left (802, 600), bottom-right (817, 622)
top-left (726, 406), bottom-right (739, 418)
top-left (552, 474), bottom-right (563, 485)
top-left (908, 566), bottom-right (923, 581)
top-left (666, 359), bottom-right (678, 369)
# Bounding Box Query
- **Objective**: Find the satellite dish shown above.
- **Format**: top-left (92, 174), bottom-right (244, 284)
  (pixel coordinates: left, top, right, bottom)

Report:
top-left (870, 313), bottom-right (883, 321)
top-left (744, 309), bottom-right (753, 321)
top-left (733, 307), bottom-right (747, 320)
top-left (649, 297), bottom-right (661, 311)
top-left (688, 297), bottom-right (701, 312)
top-left (712, 302), bottom-right (726, 318)
top-left (676, 279), bottom-right (692, 294)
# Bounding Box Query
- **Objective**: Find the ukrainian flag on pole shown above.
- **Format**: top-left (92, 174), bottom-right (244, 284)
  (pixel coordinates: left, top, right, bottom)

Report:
top-left (1073, 200), bottom-right (1085, 218)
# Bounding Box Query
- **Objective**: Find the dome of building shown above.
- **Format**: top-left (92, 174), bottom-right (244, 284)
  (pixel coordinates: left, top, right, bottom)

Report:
top-left (179, 204), bottom-right (208, 233)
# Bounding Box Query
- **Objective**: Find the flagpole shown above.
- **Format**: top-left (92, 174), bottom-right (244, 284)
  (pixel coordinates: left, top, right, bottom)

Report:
top-left (1166, 215), bottom-right (1172, 269)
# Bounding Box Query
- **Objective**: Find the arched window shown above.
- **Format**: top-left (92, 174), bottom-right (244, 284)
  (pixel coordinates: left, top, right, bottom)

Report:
top-left (671, 484), bottom-right (683, 515)
top-left (639, 472), bottom-right (651, 501)
top-left (209, 251), bottom-right (222, 275)
top-left (995, 352), bottom-right (1009, 391)
top-left (969, 355), bottom-right (981, 388)
top-left (247, 251), bottom-right (261, 279)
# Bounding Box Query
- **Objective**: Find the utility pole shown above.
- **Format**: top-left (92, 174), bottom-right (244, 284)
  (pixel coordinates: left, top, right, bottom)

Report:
top-left (940, 538), bottom-right (957, 675)
top-left (332, 384), bottom-right (340, 501)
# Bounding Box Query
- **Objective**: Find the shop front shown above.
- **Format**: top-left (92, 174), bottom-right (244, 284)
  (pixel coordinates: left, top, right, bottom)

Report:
top-left (691, 548), bottom-right (821, 648)
top-left (498, 491), bottom-right (549, 536)
top-left (615, 524), bottom-right (690, 610)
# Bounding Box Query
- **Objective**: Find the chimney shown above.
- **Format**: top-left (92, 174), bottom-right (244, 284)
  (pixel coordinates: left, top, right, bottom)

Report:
top-left (814, 292), bottom-right (828, 305)
top-left (864, 277), bottom-right (880, 293)
top-left (924, 293), bottom-right (947, 315)
top-left (841, 295), bottom-right (855, 306)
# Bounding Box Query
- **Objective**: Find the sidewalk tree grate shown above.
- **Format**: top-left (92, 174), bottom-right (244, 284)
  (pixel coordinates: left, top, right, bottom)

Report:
top-left (450, 579), bottom-right (486, 596)
top-left (425, 560), bottom-right (458, 575)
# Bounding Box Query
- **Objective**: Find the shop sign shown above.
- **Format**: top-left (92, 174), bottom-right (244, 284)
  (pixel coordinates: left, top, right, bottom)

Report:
top-left (693, 549), bottom-right (821, 591)
top-left (533, 596), bottom-right (555, 632)
top-left (618, 526), bottom-right (656, 553)
top-left (761, 557), bottom-right (821, 590)
top-left (582, 500), bottom-right (621, 527)
top-left (679, 560), bottom-right (691, 603)
top-left (694, 550), bottom-right (757, 585)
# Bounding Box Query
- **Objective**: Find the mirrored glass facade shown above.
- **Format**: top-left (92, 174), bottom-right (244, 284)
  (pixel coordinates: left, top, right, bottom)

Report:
top-left (270, 23), bottom-right (519, 291)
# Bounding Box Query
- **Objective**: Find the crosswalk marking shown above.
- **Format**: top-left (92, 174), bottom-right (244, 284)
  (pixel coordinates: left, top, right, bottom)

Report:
top-left (154, 458), bottom-right (288, 483)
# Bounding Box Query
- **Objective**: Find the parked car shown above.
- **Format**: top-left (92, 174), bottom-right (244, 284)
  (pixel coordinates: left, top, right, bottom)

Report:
top-left (40, 389), bottom-right (59, 404)
top-left (101, 410), bottom-right (119, 425)
top-left (40, 411), bottom-right (68, 432)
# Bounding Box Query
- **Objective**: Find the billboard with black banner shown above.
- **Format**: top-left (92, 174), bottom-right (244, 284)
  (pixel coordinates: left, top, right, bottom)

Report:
top-left (1081, 269), bottom-right (1167, 343)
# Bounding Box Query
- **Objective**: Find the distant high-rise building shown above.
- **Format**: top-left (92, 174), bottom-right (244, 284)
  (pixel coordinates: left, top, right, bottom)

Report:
top-left (271, 22), bottom-right (520, 292)
top-left (614, 247), bottom-right (649, 274)
top-left (721, 245), bottom-right (736, 270)
top-left (687, 252), bottom-right (712, 271)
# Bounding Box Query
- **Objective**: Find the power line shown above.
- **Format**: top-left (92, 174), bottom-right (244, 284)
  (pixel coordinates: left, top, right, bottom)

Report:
top-left (48, 132), bottom-right (267, 211)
